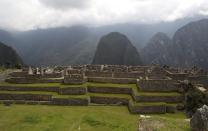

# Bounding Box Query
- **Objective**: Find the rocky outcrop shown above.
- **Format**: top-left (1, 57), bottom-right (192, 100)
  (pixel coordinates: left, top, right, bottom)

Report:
top-left (92, 32), bottom-right (142, 66)
top-left (190, 105), bottom-right (208, 131)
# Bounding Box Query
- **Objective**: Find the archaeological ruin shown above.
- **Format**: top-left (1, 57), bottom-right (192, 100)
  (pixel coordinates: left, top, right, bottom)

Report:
top-left (0, 65), bottom-right (207, 114)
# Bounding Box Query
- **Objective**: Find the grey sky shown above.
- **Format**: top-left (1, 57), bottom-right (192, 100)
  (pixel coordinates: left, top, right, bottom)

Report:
top-left (0, 0), bottom-right (208, 31)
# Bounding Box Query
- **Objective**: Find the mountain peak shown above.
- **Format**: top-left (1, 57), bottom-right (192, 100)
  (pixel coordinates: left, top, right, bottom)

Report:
top-left (92, 32), bottom-right (142, 66)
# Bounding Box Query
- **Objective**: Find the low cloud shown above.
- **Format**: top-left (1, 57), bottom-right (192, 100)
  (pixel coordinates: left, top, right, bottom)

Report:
top-left (39, 0), bottom-right (90, 10)
top-left (0, 0), bottom-right (208, 31)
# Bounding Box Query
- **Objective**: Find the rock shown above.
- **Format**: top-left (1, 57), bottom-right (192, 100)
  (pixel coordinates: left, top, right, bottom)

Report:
top-left (190, 105), bottom-right (208, 131)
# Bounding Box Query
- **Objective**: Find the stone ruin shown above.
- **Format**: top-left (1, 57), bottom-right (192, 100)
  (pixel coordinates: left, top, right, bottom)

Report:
top-left (1, 65), bottom-right (208, 115)
top-left (5, 65), bottom-right (208, 89)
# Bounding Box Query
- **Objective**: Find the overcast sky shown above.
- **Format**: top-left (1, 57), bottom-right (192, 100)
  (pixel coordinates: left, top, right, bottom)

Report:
top-left (0, 0), bottom-right (208, 31)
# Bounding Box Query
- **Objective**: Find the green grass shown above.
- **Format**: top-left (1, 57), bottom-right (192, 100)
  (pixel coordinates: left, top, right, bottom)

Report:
top-left (0, 105), bottom-right (138, 131)
top-left (0, 105), bottom-right (190, 131)
top-left (137, 92), bottom-right (181, 96)
top-left (138, 112), bottom-right (190, 131)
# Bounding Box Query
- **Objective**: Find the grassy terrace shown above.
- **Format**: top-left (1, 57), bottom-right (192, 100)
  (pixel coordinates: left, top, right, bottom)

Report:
top-left (0, 82), bottom-right (182, 104)
top-left (0, 82), bottom-right (189, 130)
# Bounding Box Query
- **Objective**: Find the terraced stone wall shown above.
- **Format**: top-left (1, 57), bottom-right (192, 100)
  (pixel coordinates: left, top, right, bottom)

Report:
top-left (85, 71), bottom-right (112, 77)
top-left (137, 79), bottom-right (178, 92)
top-left (9, 73), bottom-right (63, 79)
top-left (88, 77), bottom-right (136, 84)
top-left (128, 102), bottom-right (166, 114)
top-left (87, 86), bottom-right (132, 94)
top-left (90, 96), bottom-right (129, 105)
top-left (59, 87), bottom-right (86, 95)
top-left (166, 73), bottom-right (189, 80)
top-left (0, 86), bottom-right (87, 95)
top-left (50, 98), bottom-right (88, 106)
top-left (0, 94), bottom-right (52, 101)
top-left (6, 78), bottom-right (62, 84)
top-left (134, 95), bottom-right (183, 103)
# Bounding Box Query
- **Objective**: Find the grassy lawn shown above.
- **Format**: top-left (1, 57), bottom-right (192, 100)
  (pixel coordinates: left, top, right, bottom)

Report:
top-left (0, 105), bottom-right (190, 131)
top-left (0, 105), bottom-right (138, 131)
top-left (138, 112), bottom-right (190, 131)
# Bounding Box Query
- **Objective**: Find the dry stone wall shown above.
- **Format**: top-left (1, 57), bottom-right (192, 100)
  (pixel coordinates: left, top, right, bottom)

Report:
top-left (90, 96), bottom-right (129, 105)
top-left (88, 77), bottom-right (136, 84)
top-left (137, 79), bottom-right (178, 92)
top-left (134, 95), bottom-right (183, 103)
top-left (0, 93), bottom-right (52, 101)
top-left (128, 102), bottom-right (167, 114)
top-left (87, 86), bottom-right (132, 94)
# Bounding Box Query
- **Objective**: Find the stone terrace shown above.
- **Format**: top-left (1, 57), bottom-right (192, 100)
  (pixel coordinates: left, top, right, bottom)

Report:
top-left (0, 65), bottom-right (207, 114)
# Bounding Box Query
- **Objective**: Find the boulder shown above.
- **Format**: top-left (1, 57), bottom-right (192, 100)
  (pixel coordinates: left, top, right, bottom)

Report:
top-left (190, 105), bottom-right (208, 131)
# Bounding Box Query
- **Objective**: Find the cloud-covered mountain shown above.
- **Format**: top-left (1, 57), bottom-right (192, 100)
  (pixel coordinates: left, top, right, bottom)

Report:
top-left (0, 17), bottom-right (207, 67)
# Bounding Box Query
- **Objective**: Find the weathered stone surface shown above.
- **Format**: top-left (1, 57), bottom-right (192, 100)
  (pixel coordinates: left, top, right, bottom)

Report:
top-left (88, 86), bottom-right (132, 94)
top-left (59, 87), bottom-right (86, 95)
top-left (134, 95), bottom-right (183, 103)
top-left (90, 96), bottom-right (129, 105)
top-left (128, 102), bottom-right (166, 114)
top-left (51, 98), bottom-right (88, 106)
top-left (88, 77), bottom-right (136, 84)
top-left (137, 79), bottom-right (178, 92)
top-left (190, 105), bottom-right (208, 131)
